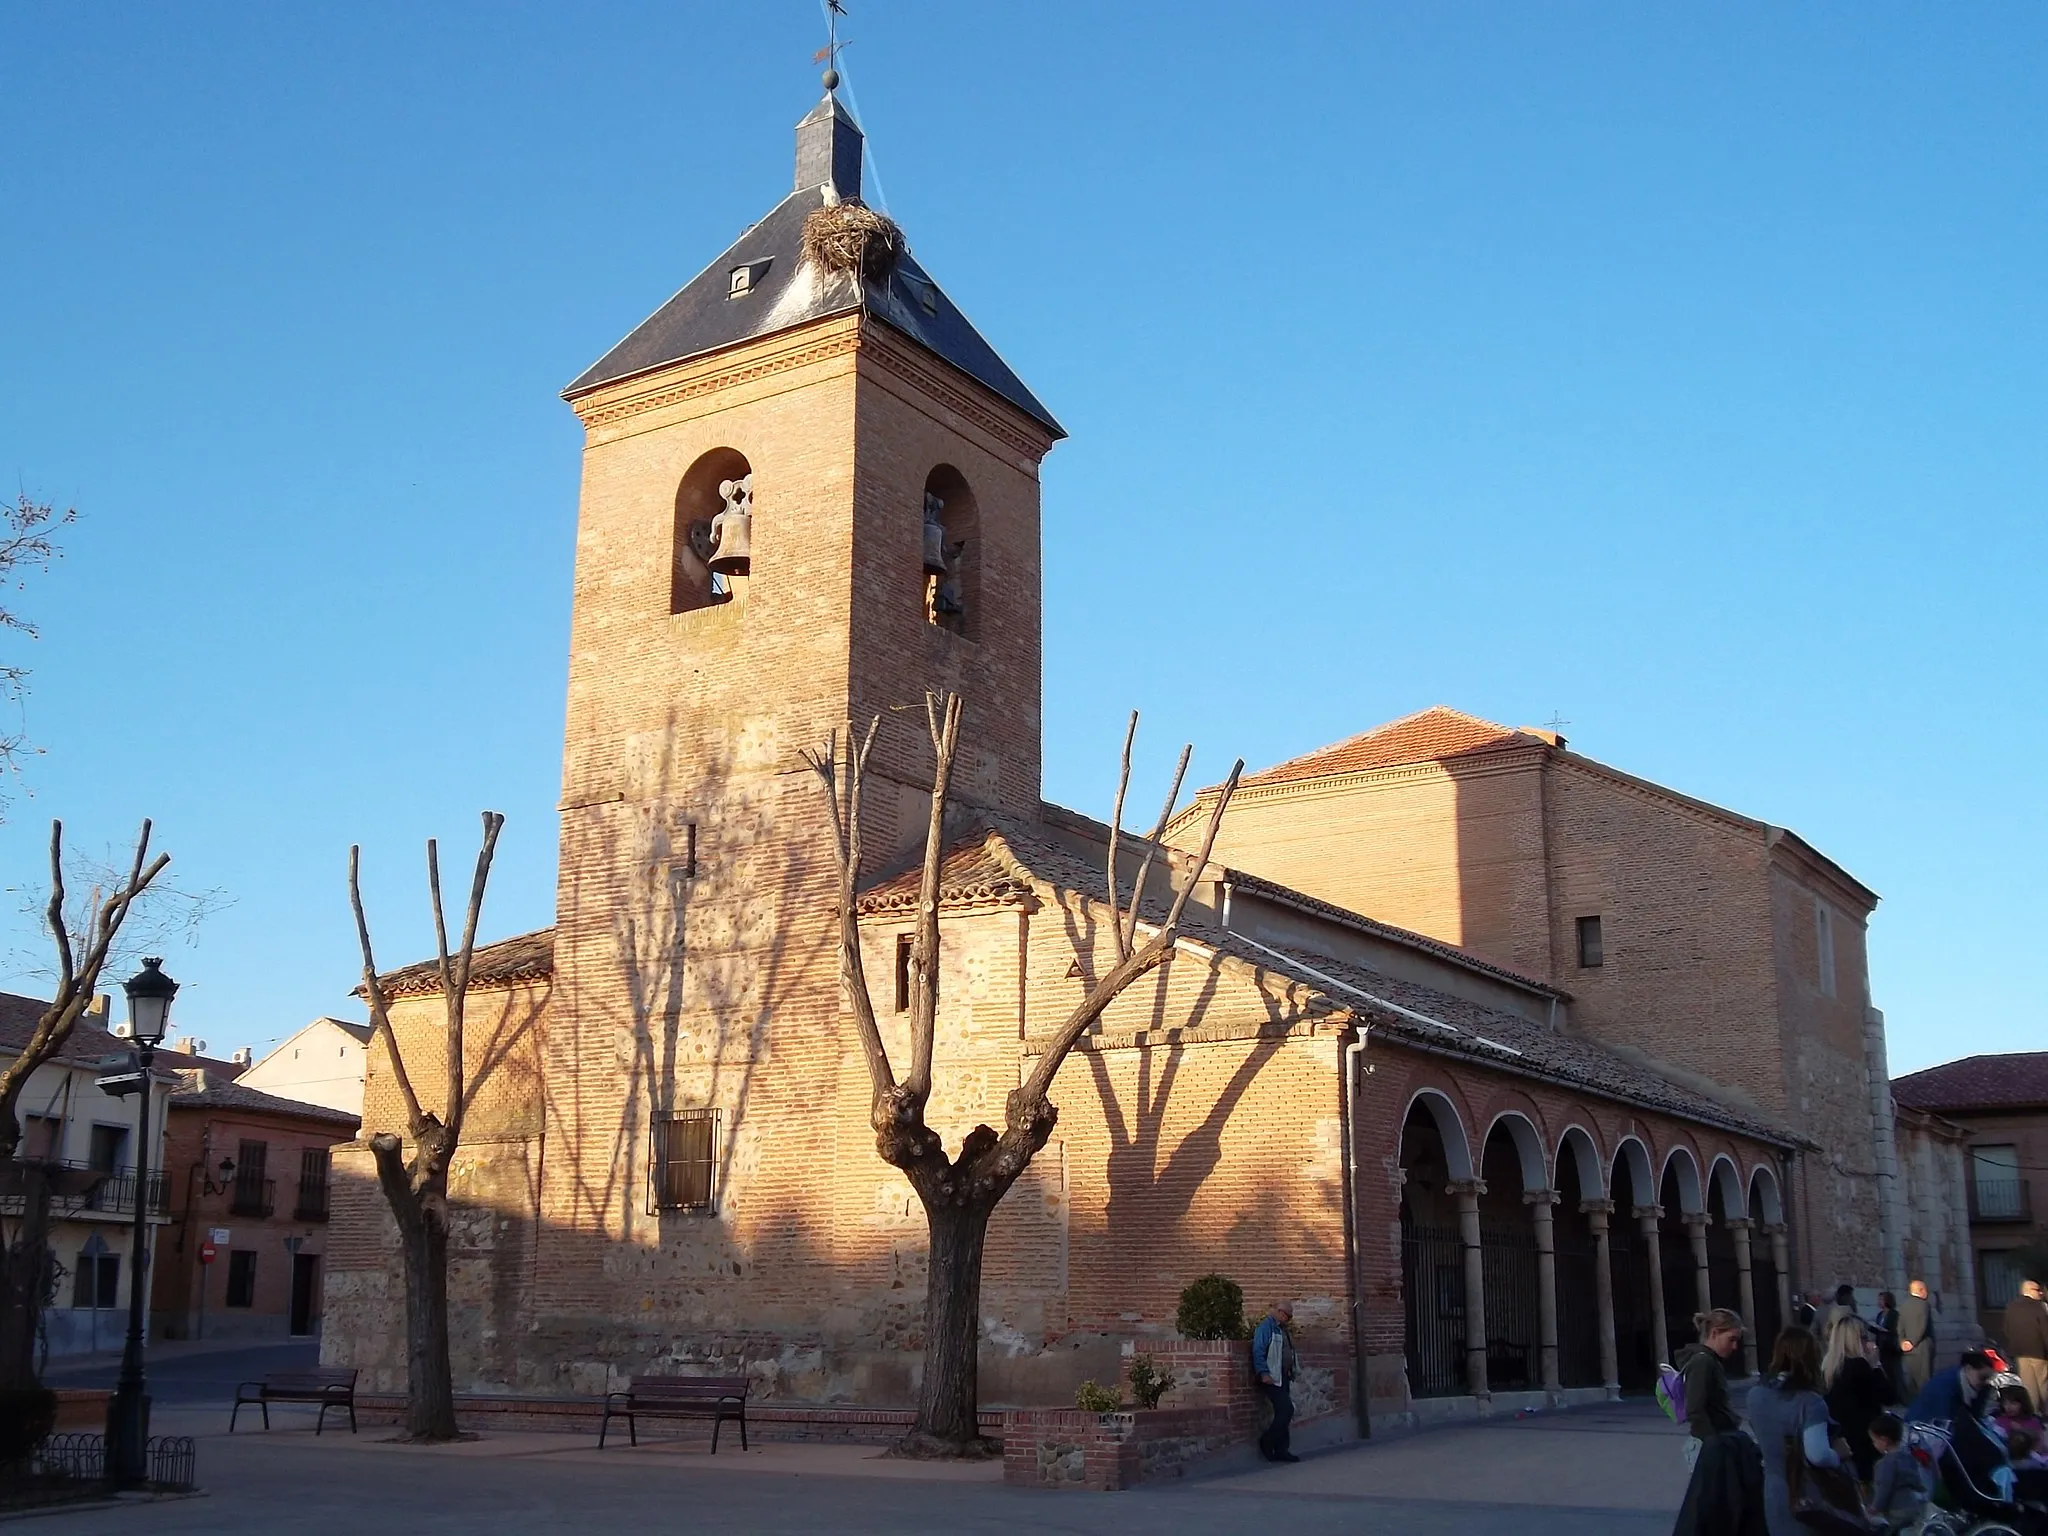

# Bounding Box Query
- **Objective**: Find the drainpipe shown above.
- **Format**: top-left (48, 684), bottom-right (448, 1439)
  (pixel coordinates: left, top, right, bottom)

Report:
top-left (1339, 1029), bottom-right (1371, 1439)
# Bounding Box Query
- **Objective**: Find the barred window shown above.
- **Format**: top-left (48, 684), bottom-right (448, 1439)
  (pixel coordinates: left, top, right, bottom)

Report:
top-left (651, 1108), bottom-right (720, 1213)
top-left (1984, 1249), bottom-right (2026, 1309)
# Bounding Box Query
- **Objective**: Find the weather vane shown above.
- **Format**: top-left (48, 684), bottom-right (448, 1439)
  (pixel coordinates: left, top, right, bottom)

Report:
top-left (813, 0), bottom-right (849, 90)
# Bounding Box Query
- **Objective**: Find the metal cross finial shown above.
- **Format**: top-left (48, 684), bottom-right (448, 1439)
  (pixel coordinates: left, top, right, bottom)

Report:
top-left (1543, 712), bottom-right (1571, 732)
top-left (814, 0), bottom-right (849, 90)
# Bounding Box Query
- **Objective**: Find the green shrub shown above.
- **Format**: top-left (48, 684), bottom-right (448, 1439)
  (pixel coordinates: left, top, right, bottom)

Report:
top-left (1127, 1353), bottom-right (1176, 1410)
top-left (1176, 1273), bottom-right (1249, 1340)
top-left (1074, 1379), bottom-right (1121, 1412)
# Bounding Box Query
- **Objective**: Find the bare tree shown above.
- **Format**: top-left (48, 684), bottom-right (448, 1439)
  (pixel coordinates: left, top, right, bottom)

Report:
top-left (348, 811), bottom-right (503, 1442)
top-left (0, 492), bottom-right (77, 788)
top-left (808, 694), bottom-right (1242, 1455)
top-left (0, 820), bottom-right (169, 1391)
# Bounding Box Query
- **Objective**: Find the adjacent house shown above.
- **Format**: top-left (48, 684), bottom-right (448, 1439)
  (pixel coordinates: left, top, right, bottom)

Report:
top-left (0, 992), bottom-right (174, 1358)
top-left (151, 1070), bottom-right (360, 1342)
top-left (1893, 1053), bottom-right (2048, 1343)
top-left (234, 1017), bottom-right (370, 1117)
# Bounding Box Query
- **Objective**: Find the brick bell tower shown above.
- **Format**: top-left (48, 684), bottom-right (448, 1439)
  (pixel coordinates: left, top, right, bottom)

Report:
top-left (534, 80), bottom-right (1063, 1366)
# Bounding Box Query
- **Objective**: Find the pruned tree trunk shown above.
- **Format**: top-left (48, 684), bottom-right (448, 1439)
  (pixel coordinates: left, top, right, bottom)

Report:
top-left (905, 1193), bottom-right (994, 1453)
top-left (0, 1168), bottom-right (53, 1393)
top-left (808, 697), bottom-right (1241, 1456)
top-left (370, 1134), bottom-right (457, 1441)
top-left (350, 812), bottom-right (502, 1444)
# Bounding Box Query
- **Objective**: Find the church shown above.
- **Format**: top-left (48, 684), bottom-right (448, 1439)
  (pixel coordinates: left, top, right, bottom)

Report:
top-left (323, 78), bottom-right (1899, 1428)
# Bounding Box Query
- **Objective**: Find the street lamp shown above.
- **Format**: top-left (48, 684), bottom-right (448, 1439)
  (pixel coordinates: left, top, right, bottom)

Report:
top-left (104, 956), bottom-right (177, 1489)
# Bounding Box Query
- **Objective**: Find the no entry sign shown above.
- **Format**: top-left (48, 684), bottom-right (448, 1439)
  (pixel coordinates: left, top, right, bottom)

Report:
top-left (199, 1241), bottom-right (217, 1265)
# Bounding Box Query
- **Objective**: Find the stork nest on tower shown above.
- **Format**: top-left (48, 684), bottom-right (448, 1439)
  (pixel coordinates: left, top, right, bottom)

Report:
top-left (801, 201), bottom-right (906, 283)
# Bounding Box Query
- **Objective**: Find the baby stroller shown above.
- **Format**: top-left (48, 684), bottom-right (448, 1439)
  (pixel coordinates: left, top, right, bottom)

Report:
top-left (1896, 1420), bottom-right (2039, 1536)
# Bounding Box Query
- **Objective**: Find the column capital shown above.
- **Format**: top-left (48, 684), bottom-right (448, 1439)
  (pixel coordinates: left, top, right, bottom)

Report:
top-left (1579, 1198), bottom-right (1616, 1215)
top-left (1723, 1217), bottom-right (1752, 1233)
top-left (1523, 1188), bottom-right (1562, 1208)
top-left (1445, 1179), bottom-right (1488, 1199)
top-left (1763, 1222), bottom-right (1789, 1238)
top-left (1633, 1204), bottom-right (1663, 1224)
top-left (1681, 1211), bottom-right (1712, 1230)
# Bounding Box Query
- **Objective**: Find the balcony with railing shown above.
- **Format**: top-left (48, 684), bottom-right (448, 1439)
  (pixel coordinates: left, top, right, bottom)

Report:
top-left (293, 1174), bottom-right (329, 1222)
top-left (229, 1176), bottom-right (276, 1218)
top-left (1970, 1174), bottom-right (2032, 1223)
top-left (80, 1164), bottom-right (171, 1217)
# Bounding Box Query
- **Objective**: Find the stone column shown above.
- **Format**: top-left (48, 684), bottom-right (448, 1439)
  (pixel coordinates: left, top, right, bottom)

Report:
top-left (1449, 1179), bottom-right (1490, 1405)
top-left (1728, 1217), bottom-right (1758, 1376)
top-left (1637, 1206), bottom-right (1669, 1367)
top-left (1582, 1199), bottom-right (1620, 1399)
top-left (1526, 1189), bottom-right (1562, 1397)
top-left (1768, 1223), bottom-right (1793, 1329)
top-left (1685, 1212), bottom-right (1713, 1319)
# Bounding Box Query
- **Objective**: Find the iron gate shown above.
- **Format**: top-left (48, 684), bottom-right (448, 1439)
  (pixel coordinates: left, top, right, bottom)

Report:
top-left (1609, 1225), bottom-right (1657, 1391)
top-left (1555, 1230), bottom-right (1606, 1388)
top-left (1480, 1216), bottom-right (1541, 1391)
top-left (1753, 1250), bottom-right (1784, 1347)
top-left (1401, 1210), bottom-right (1468, 1398)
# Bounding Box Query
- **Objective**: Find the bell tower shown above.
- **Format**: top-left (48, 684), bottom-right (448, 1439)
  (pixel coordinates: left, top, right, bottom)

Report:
top-left (534, 81), bottom-right (1063, 1340)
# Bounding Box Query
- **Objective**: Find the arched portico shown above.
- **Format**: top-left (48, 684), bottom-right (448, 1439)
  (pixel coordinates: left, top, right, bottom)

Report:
top-left (1398, 1092), bottom-right (1480, 1400)
top-left (1749, 1165), bottom-right (1789, 1347)
top-left (1609, 1137), bottom-right (1661, 1390)
top-left (1477, 1114), bottom-right (1549, 1392)
top-left (1660, 1145), bottom-right (1707, 1358)
top-left (1553, 1127), bottom-right (1611, 1391)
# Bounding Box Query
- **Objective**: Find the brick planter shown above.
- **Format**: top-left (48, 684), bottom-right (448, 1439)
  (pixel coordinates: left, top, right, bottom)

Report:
top-left (1002, 1405), bottom-right (1236, 1490)
top-left (51, 1389), bottom-right (110, 1432)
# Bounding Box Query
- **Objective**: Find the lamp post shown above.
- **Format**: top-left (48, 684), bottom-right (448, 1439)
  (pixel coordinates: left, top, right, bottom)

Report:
top-left (103, 956), bottom-right (177, 1489)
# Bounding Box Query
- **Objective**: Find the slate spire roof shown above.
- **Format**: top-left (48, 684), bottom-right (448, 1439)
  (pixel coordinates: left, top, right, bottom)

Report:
top-left (563, 90), bottom-right (1062, 438)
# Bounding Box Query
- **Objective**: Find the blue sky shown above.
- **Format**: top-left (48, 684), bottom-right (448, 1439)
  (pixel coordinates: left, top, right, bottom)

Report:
top-left (1, 3), bottom-right (2041, 1075)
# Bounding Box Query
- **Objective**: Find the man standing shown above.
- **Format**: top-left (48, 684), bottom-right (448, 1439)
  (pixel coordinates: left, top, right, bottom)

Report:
top-left (1899, 1279), bottom-right (1936, 1394)
top-left (2005, 1278), bottom-right (2048, 1413)
top-left (1252, 1301), bottom-right (1299, 1463)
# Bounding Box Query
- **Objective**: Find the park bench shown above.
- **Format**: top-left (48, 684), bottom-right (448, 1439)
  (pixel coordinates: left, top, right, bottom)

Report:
top-left (598, 1374), bottom-right (750, 1452)
top-left (231, 1366), bottom-right (359, 1434)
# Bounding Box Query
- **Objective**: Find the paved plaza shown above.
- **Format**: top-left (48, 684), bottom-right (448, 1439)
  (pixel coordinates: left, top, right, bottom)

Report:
top-left (40, 1346), bottom-right (1688, 1535)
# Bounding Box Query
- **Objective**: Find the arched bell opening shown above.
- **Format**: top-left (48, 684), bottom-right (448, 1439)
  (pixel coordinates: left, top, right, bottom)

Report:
top-left (1399, 1093), bottom-right (1472, 1399)
top-left (673, 448), bottom-right (754, 614)
top-left (921, 464), bottom-right (978, 639)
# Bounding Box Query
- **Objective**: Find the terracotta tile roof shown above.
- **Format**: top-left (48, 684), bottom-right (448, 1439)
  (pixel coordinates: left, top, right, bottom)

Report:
top-left (0, 991), bottom-right (135, 1068)
top-left (1893, 1054), bottom-right (2048, 1114)
top-left (1241, 706), bottom-right (1540, 788)
top-left (371, 928), bottom-right (556, 999)
top-left (859, 815), bottom-right (1794, 1148)
top-left (167, 1068), bottom-right (360, 1129)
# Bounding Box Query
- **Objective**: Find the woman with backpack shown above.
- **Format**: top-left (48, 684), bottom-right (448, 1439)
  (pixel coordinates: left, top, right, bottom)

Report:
top-left (1678, 1308), bottom-right (1747, 1471)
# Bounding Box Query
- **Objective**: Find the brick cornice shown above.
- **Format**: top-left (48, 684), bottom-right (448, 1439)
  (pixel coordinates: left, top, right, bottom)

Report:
top-left (1174, 742), bottom-right (1547, 825)
top-left (856, 318), bottom-right (1059, 463)
top-left (568, 315), bottom-right (864, 430)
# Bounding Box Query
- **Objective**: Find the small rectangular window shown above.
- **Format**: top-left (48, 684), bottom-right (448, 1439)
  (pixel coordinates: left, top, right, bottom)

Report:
top-left (1576, 915), bottom-right (1604, 969)
top-left (1984, 1250), bottom-right (2026, 1309)
top-left (88, 1124), bottom-right (128, 1173)
top-left (24, 1114), bottom-right (61, 1160)
top-left (72, 1253), bottom-right (119, 1309)
top-left (683, 822), bottom-right (698, 879)
top-left (650, 1108), bottom-right (719, 1213)
top-left (1814, 899), bottom-right (1836, 998)
top-left (226, 1250), bottom-right (258, 1308)
top-left (895, 934), bottom-right (914, 1013)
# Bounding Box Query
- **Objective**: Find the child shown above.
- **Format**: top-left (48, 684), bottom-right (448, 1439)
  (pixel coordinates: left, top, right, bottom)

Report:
top-left (2006, 1425), bottom-right (2048, 1471)
top-left (1867, 1413), bottom-right (1932, 1532)
top-left (1995, 1383), bottom-right (2043, 1440)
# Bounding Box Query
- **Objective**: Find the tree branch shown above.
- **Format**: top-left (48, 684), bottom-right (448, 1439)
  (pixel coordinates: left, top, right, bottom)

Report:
top-left (441, 812), bottom-right (503, 1143)
top-left (906, 691), bottom-right (961, 1100)
top-left (350, 843), bottom-right (428, 1139)
top-left (804, 721), bottom-right (895, 1103)
top-left (1014, 758), bottom-right (1243, 1110)
top-left (1104, 712), bottom-right (1136, 962)
top-left (1120, 742), bottom-right (1191, 955)
top-left (0, 819), bottom-right (168, 1159)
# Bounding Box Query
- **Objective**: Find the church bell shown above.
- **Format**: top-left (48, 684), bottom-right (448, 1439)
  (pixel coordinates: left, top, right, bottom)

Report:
top-left (708, 476), bottom-right (753, 575)
top-left (921, 491), bottom-right (949, 576)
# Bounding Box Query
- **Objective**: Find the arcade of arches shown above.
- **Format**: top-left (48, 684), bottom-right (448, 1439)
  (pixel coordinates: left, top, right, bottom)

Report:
top-left (1390, 1082), bottom-right (1791, 1403)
